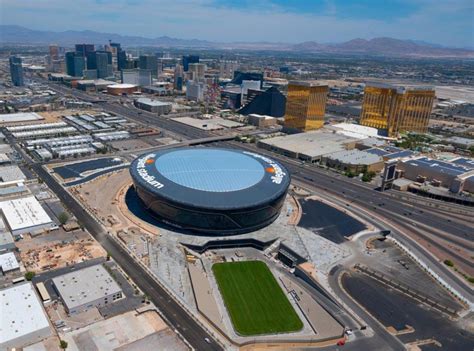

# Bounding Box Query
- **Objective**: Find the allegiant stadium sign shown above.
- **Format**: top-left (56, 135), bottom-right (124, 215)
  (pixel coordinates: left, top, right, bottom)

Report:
top-left (136, 153), bottom-right (164, 189)
top-left (243, 151), bottom-right (287, 185)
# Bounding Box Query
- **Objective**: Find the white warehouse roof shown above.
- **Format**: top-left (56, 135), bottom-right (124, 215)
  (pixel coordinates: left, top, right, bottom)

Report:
top-left (0, 112), bottom-right (44, 124)
top-left (0, 283), bottom-right (51, 349)
top-left (0, 196), bottom-right (54, 235)
top-left (0, 252), bottom-right (19, 272)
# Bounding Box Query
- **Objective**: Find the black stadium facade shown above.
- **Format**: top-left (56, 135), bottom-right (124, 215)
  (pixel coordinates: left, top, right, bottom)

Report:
top-left (130, 148), bottom-right (290, 234)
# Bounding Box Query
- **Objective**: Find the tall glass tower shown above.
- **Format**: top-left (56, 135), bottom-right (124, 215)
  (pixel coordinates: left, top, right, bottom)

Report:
top-left (360, 83), bottom-right (435, 137)
top-left (284, 81), bottom-right (329, 131)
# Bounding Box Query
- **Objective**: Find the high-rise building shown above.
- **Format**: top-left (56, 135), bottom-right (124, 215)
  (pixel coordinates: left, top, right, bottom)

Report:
top-left (284, 81), bottom-right (328, 131)
top-left (49, 45), bottom-right (59, 60)
top-left (122, 69), bottom-right (152, 86)
top-left (65, 52), bottom-right (85, 77)
top-left (174, 64), bottom-right (184, 90)
top-left (9, 56), bottom-right (24, 86)
top-left (75, 44), bottom-right (95, 57)
top-left (138, 55), bottom-right (158, 77)
top-left (188, 63), bottom-right (206, 81)
top-left (96, 51), bottom-right (112, 78)
top-left (219, 60), bottom-right (239, 79)
top-left (186, 80), bottom-right (206, 101)
top-left (182, 55), bottom-right (199, 72)
top-left (360, 83), bottom-right (435, 137)
top-left (117, 49), bottom-right (127, 71)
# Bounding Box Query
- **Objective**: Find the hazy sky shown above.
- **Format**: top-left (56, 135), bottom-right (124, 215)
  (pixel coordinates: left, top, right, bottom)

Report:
top-left (1, 0), bottom-right (473, 47)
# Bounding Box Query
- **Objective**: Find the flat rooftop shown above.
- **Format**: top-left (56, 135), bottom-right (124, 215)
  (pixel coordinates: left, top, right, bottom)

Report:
top-left (259, 130), bottom-right (359, 159)
top-left (52, 264), bottom-right (122, 310)
top-left (326, 149), bottom-right (383, 165)
top-left (0, 252), bottom-right (19, 272)
top-left (0, 196), bottom-right (54, 233)
top-left (403, 157), bottom-right (471, 177)
top-left (136, 98), bottom-right (172, 107)
top-left (0, 112), bottom-right (44, 124)
top-left (0, 165), bottom-right (26, 184)
top-left (0, 283), bottom-right (51, 346)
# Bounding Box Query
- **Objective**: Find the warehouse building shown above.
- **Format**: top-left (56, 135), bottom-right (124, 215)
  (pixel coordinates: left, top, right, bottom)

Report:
top-left (0, 283), bottom-right (52, 349)
top-left (0, 251), bottom-right (20, 274)
top-left (398, 157), bottom-right (474, 193)
top-left (257, 130), bottom-right (360, 163)
top-left (0, 196), bottom-right (56, 236)
top-left (52, 264), bottom-right (123, 314)
top-left (322, 149), bottom-right (384, 173)
top-left (0, 165), bottom-right (26, 186)
top-left (0, 112), bottom-right (44, 125)
top-left (134, 98), bottom-right (172, 115)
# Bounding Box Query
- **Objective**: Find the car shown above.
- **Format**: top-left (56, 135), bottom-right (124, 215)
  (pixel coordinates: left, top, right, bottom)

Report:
top-left (204, 337), bottom-right (211, 344)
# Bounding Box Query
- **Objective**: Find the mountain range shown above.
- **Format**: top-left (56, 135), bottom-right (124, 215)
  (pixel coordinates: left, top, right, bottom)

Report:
top-left (1, 25), bottom-right (473, 58)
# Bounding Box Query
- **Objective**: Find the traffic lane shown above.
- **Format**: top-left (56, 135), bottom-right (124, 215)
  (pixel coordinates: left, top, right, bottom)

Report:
top-left (291, 166), bottom-right (473, 239)
top-left (296, 176), bottom-right (474, 299)
top-left (31, 164), bottom-right (223, 351)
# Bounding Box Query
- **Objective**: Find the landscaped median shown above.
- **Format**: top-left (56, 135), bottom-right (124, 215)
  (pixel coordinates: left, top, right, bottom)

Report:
top-left (212, 260), bottom-right (303, 336)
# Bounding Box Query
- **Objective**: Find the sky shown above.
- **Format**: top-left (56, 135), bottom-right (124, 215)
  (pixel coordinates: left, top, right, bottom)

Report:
top-left (1, 0), bottom-right (473, 48)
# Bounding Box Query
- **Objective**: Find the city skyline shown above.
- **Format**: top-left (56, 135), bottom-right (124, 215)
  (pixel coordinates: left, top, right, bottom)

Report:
top-left (1, 0), bottom-right (473, 48)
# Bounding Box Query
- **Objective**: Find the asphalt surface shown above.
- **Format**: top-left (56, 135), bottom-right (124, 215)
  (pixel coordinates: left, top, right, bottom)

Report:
top-left (39, 80), bottom-right (474, 349)
top-left (6, 131), bottom-right (223, 351)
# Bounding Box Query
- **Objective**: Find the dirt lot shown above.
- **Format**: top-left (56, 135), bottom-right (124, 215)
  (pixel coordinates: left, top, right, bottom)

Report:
top-left (71, 169), bottom-right (158, 236)
top-left (17, 231), bottom-right (106, 273)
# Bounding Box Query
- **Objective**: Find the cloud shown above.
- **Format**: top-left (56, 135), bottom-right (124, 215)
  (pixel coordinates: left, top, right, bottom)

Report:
top-left (1, 0), bottom-right (473, 47)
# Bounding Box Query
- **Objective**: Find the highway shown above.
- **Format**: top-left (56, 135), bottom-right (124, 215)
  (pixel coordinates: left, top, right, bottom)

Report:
top-left (6, 133), bottom-right (224, 351)
top-left (48, 81), bottom-right (473, 295)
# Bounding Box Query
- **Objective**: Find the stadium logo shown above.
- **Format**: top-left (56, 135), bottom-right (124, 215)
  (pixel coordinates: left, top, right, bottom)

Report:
top-left (136, 153), bottom-right (164, 189)
top-left (244, 151), bottom-right (286, 185)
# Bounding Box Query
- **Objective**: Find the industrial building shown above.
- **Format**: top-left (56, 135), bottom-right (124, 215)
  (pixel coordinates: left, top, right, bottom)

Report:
top-left (0, 231), bottom-right (15, 251)
top-left (322, 149), bottom-right (384, 173)
top-left (360, 83), bottom-right (435, 137)
top-left (134, 98), bottom-right (172, 115)
top-left (52, 264), bottom-right (123, 314)
top-left (0, 196), bottom-right (56, 236)
top-left (0, 283), bottom-right (52, 349)
top-left (93, 131), bottom-right (130, 141)
top-left (0, 112), bottom-right (44, 125)
top-left (7, 122), bottom-right (78, 139)
top-left (0, 165), bottom-right (26, 185)
top-left (284, 81), bottom-right (329, 132)
top-left (0, 251), bottom-right (19, 274)
top-left (398, 157), bottom-right (474, 193)
top-left (258, 130), bottom-right (359, 163)
top-left (130, 148), bottom-right (290, 234)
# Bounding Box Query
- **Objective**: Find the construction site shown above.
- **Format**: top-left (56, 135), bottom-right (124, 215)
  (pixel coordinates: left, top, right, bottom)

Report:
top-left (17, 229), bottom-right (106, 273)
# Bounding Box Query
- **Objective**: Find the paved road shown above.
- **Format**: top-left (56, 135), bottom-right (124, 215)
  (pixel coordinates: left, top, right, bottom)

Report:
top-left (5, 130), bottom-right (224, 351)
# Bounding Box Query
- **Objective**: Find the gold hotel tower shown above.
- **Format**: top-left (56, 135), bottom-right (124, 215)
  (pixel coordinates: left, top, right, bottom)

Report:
top-left (284, 81), bottom-right (329, 131)
top-left (360, 83), bottom-right (435, 137)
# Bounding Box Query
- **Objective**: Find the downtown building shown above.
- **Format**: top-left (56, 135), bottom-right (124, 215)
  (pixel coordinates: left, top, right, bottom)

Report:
top-left (182, 55), bottom-right (199, 71)
top-left (360, 83), bottom-right (435, 137)
top-left (9, 56), bottom-right (24, 86)
top-left (284, 81), bottom-right (329, 132)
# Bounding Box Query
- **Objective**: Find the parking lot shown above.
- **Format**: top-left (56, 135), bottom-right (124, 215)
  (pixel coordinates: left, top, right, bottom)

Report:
top-left (298, 198), bottom-right (366, 243)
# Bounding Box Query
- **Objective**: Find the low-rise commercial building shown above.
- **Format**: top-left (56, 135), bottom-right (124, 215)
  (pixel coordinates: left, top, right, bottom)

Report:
top-left (257, 130), bottom-right (359, 163)
top-left (134, 98), bottom-right (172, 115)
top-left (322, 149), bottom-right (384, 173)
top-left (52, 264), bottom-right (123, 314)
top-left (0, 251), bottom-right (20, 274)
top-left (398, 157), bottom-right (474, 193)
top-left (0, 196), bottom-right (56, 236)
top-left (0, 283), bottom-right (52, 349)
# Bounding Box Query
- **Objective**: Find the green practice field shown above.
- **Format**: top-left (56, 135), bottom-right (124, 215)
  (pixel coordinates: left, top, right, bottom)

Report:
top-left (212, 260), bottom-right (303, 336)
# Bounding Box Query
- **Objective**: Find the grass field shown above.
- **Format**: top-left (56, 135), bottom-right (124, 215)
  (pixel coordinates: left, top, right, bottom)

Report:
top-left (212, 260), bottom-right (303, 336)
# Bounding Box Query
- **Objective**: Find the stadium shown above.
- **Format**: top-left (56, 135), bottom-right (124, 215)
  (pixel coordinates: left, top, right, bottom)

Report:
top-left (130, 147), bottom-right (290, 234)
